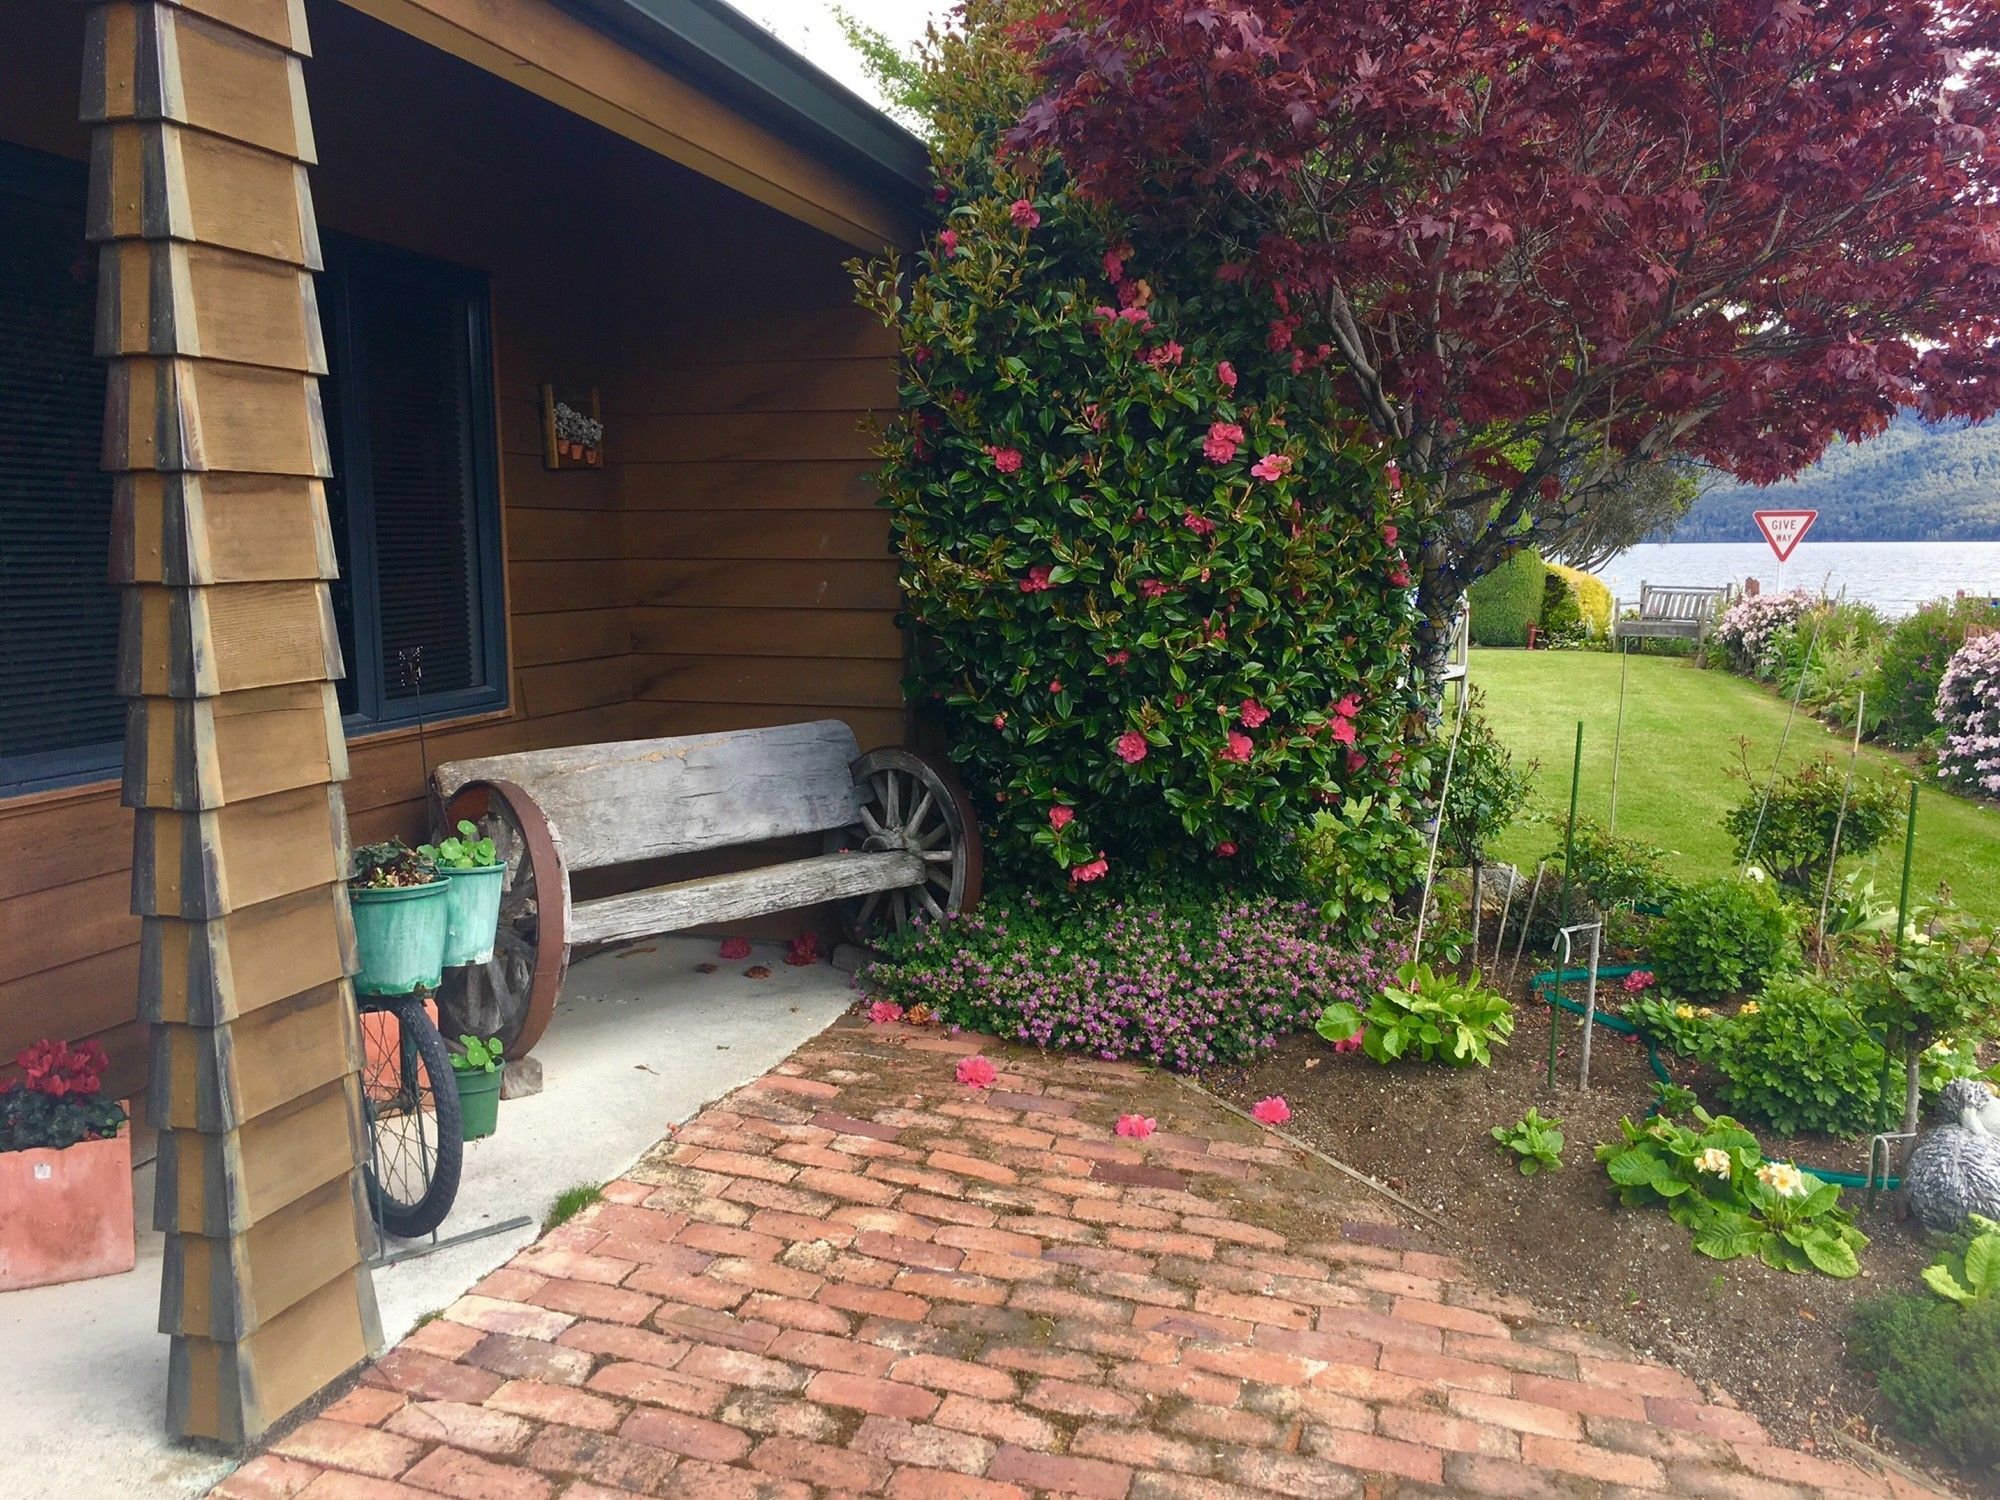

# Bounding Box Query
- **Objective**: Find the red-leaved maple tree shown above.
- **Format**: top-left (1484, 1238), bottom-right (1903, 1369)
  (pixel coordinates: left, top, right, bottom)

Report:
top-left (1014, 0), bottom-right (2000, 664)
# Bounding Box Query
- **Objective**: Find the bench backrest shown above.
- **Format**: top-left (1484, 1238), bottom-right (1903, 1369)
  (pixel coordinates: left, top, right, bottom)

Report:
top-left (433, 720), bottom-right (865, 872)
top-left (1637, 583), bottom-right (1729, 621)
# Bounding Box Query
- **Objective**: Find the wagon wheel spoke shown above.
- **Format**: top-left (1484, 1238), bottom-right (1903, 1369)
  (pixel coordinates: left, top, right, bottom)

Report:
top-left (919, 848), bottom-right (956, 863)
top-left (916, 884), bottom-right (945, 920)
top-left (443, 779), bottom-right (568, 1058)
top-left (855, 890), bottom-right (885, 930)
top-left (831, 750), bottom-right (983, 947)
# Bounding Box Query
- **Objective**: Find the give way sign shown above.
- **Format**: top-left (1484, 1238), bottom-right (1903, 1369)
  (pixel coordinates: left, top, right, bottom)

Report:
top-left (1754, 509), bottom-right (1817, 563)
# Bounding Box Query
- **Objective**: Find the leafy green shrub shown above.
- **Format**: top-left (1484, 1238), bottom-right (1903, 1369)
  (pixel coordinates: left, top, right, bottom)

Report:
top-left (1852, 917), bottom-right (2000, 1129)
top-left (1597, 1108), bottom-right (1868, 1277)
top-left (1922, 1215), bottom-right (1999, 1306)
top-left (1650, 878), bottom-right (1798, 997)
top-left (861, 881), bottom-right (1402, 1071)
top-left (1870, 596), bottom-right (2000, 749)
top-left (1437, 689), bottom-right (1535, 867)
top-left (1696, 972), bottom-right (1900, 1137)
top-left (1547, 563), bottom-right (1612, 639)
top-left (1298, 792), bottom-right (1430, 945)
top-left (1764, 599), bottom-right (1885, 734)
top-left (1526, 818), bottom-right (1677, 942)
top-left (1849, 1274), bottom-right (2000, 1470)
top-left (1467, 549), bottom-right (1545, 647)
top-left (1317, 960), bottom-right (1514, 1067)
top-left (1722, 756), bottom-right (1903, 890)
top-left (851, 22), bottom-right (1415, 886)
top-left (1624, 994), bottom-right (1717, 1057)
top-left (1491, 1108), bottom-right (1564, 1174)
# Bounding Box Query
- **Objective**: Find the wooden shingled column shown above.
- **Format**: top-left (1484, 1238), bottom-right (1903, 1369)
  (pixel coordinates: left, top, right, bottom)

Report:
top-left (81, 0), bottom-right (383, 1442)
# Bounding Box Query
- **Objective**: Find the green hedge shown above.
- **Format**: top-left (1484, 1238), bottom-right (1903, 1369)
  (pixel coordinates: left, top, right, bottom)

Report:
top-left (1548, 563), bottom-right (1613, 638)
top-left (1468, 550), bottom-right (1546, 646)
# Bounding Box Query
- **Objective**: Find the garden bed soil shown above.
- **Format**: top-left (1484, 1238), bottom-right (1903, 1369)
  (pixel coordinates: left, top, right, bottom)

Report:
top-left (1206, 974), bottom-right (1961, 1487)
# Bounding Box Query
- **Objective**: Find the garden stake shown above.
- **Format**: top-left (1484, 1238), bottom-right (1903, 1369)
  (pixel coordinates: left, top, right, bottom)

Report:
top-left (1608, 640), bottom-right (1631, 834)
top-left (1507, 860), bottom-right (1549, 991)
top-left (1411, 701), bottom-right (1468, 967)
top-left (1490, 866), bottom-right (1520, 966)
top-left (1813, 690), bottom-right (1866, 972)
top-left (1569, 923), bottom-right (1604, 1092)
top-left (1740, 603), bottom-right (1827, 876)
top-left (1553, 721), bottom-right (1583, 956)
top-left (1893, 780), bottom-right (1923, 1137)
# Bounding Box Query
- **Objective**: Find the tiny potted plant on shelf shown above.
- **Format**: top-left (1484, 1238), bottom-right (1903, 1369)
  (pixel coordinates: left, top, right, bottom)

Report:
top-left (452, 1034), bottom-right (504, 1139)
top-left (348, 839), bottom-right (448, 996)
top-left (1, 1038), bottom-right (135, 1291)
top-left (420, 819), bottom-right (505, 968)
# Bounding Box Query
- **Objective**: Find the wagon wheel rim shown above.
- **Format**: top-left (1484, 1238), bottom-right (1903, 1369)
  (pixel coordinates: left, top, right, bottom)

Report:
top-left (836, 749), bottom-right (982, 946)
top-left (438, 779), bottom-right (568, 1056)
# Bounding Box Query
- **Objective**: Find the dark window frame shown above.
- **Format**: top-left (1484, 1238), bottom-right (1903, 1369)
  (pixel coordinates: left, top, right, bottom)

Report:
top-left (318, 234), bottom-right (509, 733)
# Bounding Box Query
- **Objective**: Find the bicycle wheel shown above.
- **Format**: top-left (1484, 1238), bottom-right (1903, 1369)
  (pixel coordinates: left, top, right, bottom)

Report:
top-left (358, 995), bottom-right (463, 1239)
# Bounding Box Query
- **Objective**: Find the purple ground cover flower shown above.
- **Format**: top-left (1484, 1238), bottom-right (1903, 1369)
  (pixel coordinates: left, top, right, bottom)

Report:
top-left (859, 888), bottom-right (1402, 1072)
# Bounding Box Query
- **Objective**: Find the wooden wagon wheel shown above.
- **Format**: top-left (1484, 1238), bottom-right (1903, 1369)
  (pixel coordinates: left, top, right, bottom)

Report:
top-left (828, 748), bottom-right (982, 946)
top-left (435, 778), bottom-right (569, 1057)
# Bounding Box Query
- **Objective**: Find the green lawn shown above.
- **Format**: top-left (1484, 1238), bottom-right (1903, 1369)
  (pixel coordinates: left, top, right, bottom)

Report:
top-left (1469, 649), bottom-right (2000, 922)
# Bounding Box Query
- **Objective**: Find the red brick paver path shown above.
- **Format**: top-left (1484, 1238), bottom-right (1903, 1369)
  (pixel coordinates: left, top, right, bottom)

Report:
top-left (219, 1019), bottom-right (1937, 1499)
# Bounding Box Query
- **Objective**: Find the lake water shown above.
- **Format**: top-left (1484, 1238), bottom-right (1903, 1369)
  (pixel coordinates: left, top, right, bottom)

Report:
top-left (1594, 541), bottom-right (2000, 617)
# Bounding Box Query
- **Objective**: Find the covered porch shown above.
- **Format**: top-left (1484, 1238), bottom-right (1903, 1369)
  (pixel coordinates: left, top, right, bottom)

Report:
top-left (0, 0), bottom-right (919, 1453)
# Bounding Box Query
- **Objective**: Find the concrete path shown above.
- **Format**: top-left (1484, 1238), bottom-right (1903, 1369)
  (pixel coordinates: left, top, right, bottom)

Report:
top-left (222, 1017), bottom-right (1939, 1500)
top-left (0, 938), bottom-right (851, 1500)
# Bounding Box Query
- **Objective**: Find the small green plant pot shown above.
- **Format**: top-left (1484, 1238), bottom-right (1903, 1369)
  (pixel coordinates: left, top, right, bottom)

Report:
top-left (439, 863), bottom-right (505, 967)
top-left (455, 1063), bottom-right (502, 1140)
top-left (349, 881), bottom-right (449, 996)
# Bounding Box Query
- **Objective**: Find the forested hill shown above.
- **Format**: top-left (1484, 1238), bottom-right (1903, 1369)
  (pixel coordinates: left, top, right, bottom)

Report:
top-left (1665, 413), bottom-right (2000, 542)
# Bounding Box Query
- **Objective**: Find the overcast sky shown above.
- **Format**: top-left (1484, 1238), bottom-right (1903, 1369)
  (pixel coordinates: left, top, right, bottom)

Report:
top-left (741, 0), bottom-right (952, 114)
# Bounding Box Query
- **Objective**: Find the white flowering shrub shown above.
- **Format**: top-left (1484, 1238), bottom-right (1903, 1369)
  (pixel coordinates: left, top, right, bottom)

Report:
top-left (1713, 589), bottom-right (1817, 674)
top-left (1936, 631), bottom-right (2000, 796)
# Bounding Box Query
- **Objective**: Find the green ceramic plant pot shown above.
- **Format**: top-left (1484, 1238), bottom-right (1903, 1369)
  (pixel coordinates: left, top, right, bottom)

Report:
top-left (439, 863), bottom-right (505, 967)
top-left (349, 881), bottom-right (449, 996)
top-left (455, 1063), bottom-right (502, 1140)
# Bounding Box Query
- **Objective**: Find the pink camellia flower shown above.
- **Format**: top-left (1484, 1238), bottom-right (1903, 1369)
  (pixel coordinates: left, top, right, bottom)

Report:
top-left (1070, 854), bottom-right (1110, 884)
top-left (1103, 249), bottom-right (1125, 280)
top-left (1623, 969), bottom-right (1657, 994)
top-left (1384, 460), bottom-right (1403, 491)
top-left (1092, 305), bottom-right (1119, 324)
top-left (1347, 749), bottom-right (1368, 773)
top-left (1203, 421), bottom-right (1245, 464)
top-left (1239, 699), bottom-right (1271, 729)
top-left (988, 446), bottom-right (1024, 474)
top-left (1115, 731), bottom-right (1149, 764)
top-left (956, 1055), bottom-right (999, 1089)
top-left (1215, 841), bottom-right (1239, 857)
top-left (1216, 360), bottom-right (1238, 389)
top-left (868, 1000), bottom-right (904, 1024)
top-left (1082, 403), bottom-right (1106, 431)
top-left (1219, 732), bottom-right (1254, 764)
top-left (1137, 578), bottom-right (1168, 600)
top-left (1104, 649), bottom-right (1130, 666)
top-left (1049, 679), bottom-right (1064, 694)
top-left (1117, 306), bottom-right (1151, 326)
top-left (1145, 341), bottom-right (1184, 368)
top-left (1116, 1114), bottom-right (1157, 1140)
top-left (1390, 562), bottom-right (1413, 588)
top-left (1330, 1030), bottom-right (1363, 1055)
top-left (1009, 198), bottom-right (1040, 229)
top-left (1251, 1096), bottom-right (1291, 1127)
top-left (992, 713), bottom-right (1007, 729)
top-left (1049, 805), bottom-right (1074, 830)
top-left (1331, 717), bottom-right (1358, 746)
top-left (1383, 524), bottom-right (1399, 546)
top-left (1251, 453), bottom-right (1293, 482)
top-left (1182, 512), bottom-right (1217, 537)
top-left (938, 229), bottom-right (958, 257)
top-left (1335, 693), bottom-right (1362, 719)
top-left (1020, 565), bottom-right (1052, 593)
top-left (719, 936), bottom-right (752, 960)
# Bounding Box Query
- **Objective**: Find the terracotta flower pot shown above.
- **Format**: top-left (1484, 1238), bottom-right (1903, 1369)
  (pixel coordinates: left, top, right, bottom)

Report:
top-left (0, 1129), bottom-right (136, 1291)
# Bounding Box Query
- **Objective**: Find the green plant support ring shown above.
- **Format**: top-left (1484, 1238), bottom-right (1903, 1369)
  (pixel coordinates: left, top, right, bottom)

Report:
top-left (455, 1063), bottom-right (502, 1140)
top-left (439, 863), bottom-right (506, 967)
top-left (350, 881), bottom-right (449, 996)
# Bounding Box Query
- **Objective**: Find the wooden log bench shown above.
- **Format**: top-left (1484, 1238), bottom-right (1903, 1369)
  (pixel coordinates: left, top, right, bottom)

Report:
top-left (429, 721), bottom-right (980, 1058)
top-left (1612, 581), bottom-right (1737, 648)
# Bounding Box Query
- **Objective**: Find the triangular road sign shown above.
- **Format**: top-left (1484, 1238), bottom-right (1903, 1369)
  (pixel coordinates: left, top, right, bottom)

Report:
top-left (1754, 509), bottom-right (1817, 563)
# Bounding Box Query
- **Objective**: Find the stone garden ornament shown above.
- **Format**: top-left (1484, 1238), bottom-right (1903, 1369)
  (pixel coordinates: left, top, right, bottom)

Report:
top-left (1905, 1078), bottom-right (2000, 1233)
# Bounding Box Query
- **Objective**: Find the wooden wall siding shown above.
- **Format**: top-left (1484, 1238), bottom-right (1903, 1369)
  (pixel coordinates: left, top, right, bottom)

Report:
top-left (0, 0), bottom-right (908, 1097)
top-left (82, 0), bottom-right (381, 1442)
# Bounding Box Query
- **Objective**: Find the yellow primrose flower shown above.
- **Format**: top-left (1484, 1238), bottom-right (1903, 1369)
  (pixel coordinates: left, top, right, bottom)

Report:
top-left (1756, 1162), bottom-right (1809, 1199)
top-left (1697, 1007), bottom-right (1715, 1019)
top-left (1674, 1004), bottom-right (1696, 1020)
top-left (1739, 1001), bottom-right (1760, 1016)
top-left (1695, 1148), bottom-right (1732, 1177)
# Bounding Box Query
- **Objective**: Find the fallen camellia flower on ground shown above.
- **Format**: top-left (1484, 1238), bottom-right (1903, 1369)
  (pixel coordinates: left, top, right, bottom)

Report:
top-left (1251, 1096), bottom-right (1291, 1127)
top-left (785, 932), bottom-right (820, 967)
top-left (868, 1000), bottom-right (904, 1024)
top-left (1116, 1114), bottom-right (1156, 1139)
top-left (955, 1055), bottom-right (999, 1089)
top-left (719, 936), bottom-right (752, 960)
top-left (743, 965), bottom-right (771, 979)
top-left (1330, 1030), bottom-right (1363, 1054)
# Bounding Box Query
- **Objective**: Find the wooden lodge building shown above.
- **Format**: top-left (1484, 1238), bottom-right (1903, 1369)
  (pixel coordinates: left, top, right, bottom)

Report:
top-left (0, 0), bottom-right (923, 1441)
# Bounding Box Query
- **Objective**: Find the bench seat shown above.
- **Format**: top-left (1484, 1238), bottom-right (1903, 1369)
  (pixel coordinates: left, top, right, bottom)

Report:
top-left (568, 850), bottom-right (926, 948)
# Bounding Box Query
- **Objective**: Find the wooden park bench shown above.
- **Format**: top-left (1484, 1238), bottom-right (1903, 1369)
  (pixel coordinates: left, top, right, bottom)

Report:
top-left (429, 721), bottom-right (980, 1058)
top-left (1612, 582), bottom-right (1737, 648)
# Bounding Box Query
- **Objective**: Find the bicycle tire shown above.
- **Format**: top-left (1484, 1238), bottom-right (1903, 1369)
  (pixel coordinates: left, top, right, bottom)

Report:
top-left (360, 996), bottom-right (463, 1240)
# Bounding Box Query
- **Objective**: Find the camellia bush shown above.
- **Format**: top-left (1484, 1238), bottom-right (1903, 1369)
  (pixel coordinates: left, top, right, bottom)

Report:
top-left (851, 4), bottom-right (1417, 888)
top-left (1935, 630), bottom-right (2000, 797)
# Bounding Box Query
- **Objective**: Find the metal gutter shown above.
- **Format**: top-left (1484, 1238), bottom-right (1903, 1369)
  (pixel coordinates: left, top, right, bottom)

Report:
top-left (552, 0), bottom-right (932, 205)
